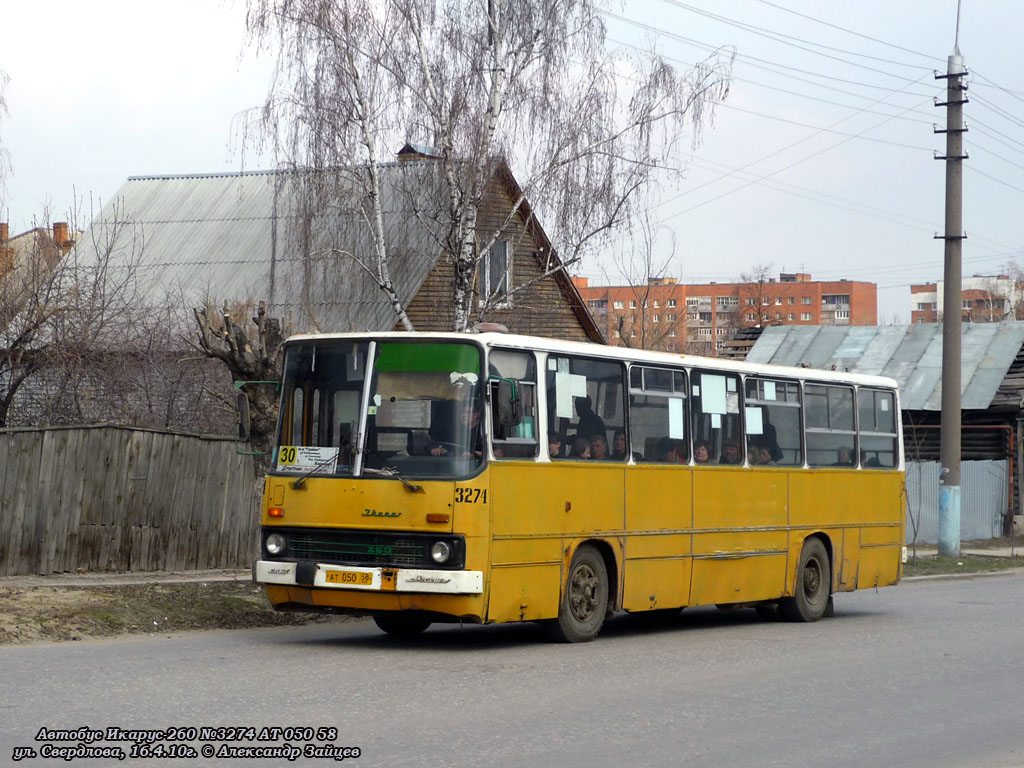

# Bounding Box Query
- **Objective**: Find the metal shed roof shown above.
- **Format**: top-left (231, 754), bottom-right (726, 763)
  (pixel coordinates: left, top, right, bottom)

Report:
top-left (746, 323), bottom-right (1024, 411)
top-left (72, 165), bottom-right (456, 333)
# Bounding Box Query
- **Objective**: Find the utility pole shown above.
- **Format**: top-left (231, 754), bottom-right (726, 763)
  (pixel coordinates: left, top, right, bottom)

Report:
top-left (935, 3), bottom-right (967, 557)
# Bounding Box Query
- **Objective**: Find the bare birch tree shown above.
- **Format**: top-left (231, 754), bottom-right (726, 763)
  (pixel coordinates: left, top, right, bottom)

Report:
top-left (603, 204), bottom-right (685, 352)
top-left (0, 202), bottom-right (144, 427)
top-left (246, 0), bottom-right (732, 331)
top-left (738, 262), bottom-right (775, 329)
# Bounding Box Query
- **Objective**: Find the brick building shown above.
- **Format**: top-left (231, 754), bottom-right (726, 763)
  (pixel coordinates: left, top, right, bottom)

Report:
top-left (911, 275), bottom-right (1024, 323)
top-left (574, 272), bottom-right (877, 355)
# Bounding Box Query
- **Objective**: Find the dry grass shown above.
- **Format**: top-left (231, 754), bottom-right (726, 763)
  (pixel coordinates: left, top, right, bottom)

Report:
top-left (0, 582), bottom-right (351, 645)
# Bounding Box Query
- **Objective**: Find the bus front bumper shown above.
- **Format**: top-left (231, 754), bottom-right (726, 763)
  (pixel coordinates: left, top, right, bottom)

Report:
top-left (255, 560), bottom-right (484, 595)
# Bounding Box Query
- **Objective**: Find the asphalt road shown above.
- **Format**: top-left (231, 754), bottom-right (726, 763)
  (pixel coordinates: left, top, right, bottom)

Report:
top-left (3, 573), bottom-right (1024, 768)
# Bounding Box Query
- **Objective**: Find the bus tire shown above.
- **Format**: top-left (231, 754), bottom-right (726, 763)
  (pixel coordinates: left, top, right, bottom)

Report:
top-left (373, 612), bottom-right (432, 637)
top-left (545, 545), bottom-right (609, 643)
top-left (780, 537), bottom-right (831, 622)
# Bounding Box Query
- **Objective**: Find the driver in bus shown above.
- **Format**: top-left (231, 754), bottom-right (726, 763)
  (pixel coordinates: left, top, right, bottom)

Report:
top-left (429, 402), bottom-right (483, 459)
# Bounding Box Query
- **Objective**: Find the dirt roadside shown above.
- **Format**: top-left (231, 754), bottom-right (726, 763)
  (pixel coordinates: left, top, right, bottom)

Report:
top-left (5, 538), bottom-right (1022, 645)
top-left (0, 577), bottom-right (356, 645)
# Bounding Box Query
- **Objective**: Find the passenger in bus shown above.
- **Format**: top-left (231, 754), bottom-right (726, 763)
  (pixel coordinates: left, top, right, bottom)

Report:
top-left (548, 432), bottom-right (563, 459)
top-left (611, 430), bottom-right (628, 460)
top-left (747, 442), bottom-right (762, 465)
top-left (835, 446), bottom-right (855, 466)
top-left (591, 434), bottom-right (609, 461)
top-left (674, 440), bottom-right (689, 463)
top-left (655, 437), bottom-right (678, 463)
top-left (573, 396), bottom-right (607, 440)
top-left (569, 436), bottom-right (592, 460)
top-left (721, 442), bottom-right (742, 465)
top-left (758, 445), bottom-right (774, 465)
top-left (861, 450), bottom-right (881, 468)
top-left (693, 441), bottom-right (711, 464)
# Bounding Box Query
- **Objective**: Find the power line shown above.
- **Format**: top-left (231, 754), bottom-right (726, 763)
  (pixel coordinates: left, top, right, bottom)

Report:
top-left (663, 0), bottom-right (937, 74)
top-left (717, 102), bottom-right (935, 151)
top-left (967, 165), bottom-right (1024, 197)
top-left (602, 11), bottom-right (938, 98)
top-left (659, 93), bottom-right (935, 220)
top-left (752, 0), bottom-right (942, 63)
top-left (607, 34), bottom-right (939, 124)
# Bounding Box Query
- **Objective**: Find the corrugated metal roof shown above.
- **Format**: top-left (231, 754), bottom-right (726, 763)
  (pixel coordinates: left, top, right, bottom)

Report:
top-left (74, 165), bottom-right (453, 332)
top-left (746, 323), bottom-right (1024, 411)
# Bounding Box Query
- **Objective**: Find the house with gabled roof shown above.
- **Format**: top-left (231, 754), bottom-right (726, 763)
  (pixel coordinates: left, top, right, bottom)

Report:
top-left (76, 146), bottom-right (603, 343)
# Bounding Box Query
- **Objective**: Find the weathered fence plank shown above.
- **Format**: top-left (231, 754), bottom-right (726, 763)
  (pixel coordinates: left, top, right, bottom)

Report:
top-left (0, 426), bottom-right (257, 575)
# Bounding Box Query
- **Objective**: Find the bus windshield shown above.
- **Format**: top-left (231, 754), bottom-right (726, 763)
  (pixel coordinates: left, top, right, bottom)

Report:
top-left (275, 339), bottom-right (484, 479)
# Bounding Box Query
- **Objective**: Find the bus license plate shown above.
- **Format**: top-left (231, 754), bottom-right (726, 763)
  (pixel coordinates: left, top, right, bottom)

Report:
top-left (324, 570), bottom-right (374, 586)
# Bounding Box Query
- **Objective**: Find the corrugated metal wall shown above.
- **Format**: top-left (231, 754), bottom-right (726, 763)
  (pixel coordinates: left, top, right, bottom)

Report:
top-left (905, 460), bottom-right (1009, 544)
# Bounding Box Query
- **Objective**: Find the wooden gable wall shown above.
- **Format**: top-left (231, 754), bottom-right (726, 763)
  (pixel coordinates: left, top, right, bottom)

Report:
top-left (401, 174), bottom-right (597, 342)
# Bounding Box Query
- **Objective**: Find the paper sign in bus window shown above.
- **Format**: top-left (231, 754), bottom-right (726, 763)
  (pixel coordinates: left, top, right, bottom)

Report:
top-left (764, 381), bottom-right (777, 401)
top-left (669, 397), bottom-right (684, 439)
top-left (702, 375), bottom-right (727, 414)
top-left (745, 407), bottom-right (764, 435)
top-left (555, 372), bottom-right (573, 418)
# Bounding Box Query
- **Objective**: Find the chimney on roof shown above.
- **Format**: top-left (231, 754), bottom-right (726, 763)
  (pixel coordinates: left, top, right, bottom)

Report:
top-left (572, 276), bottom-right (590, 288)
top-left (52, 222), bottom-right (74, 254)
top-left (0, 223), bottom-right (11, 275)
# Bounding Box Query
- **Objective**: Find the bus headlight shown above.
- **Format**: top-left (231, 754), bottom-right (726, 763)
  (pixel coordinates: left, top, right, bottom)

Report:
top-left (266, 533), bottom-right (287, 556)
top-left (430, 541), bottom-right (451, 564)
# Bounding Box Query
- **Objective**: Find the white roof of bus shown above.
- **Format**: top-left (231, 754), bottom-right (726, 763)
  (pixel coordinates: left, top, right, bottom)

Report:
top-left (285, 331), bottom-right (901, 391)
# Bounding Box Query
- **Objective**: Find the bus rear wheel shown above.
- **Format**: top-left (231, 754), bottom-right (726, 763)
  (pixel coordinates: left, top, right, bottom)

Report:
top-left (780, 537), bottom-right (831, 622)
top-left (545, 545), bottom-right (609, 643)
top-left (373, 612), bottom-right (432, 637)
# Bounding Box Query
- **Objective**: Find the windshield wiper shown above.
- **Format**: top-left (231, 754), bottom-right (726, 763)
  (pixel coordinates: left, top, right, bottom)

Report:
top-left (291, 453), bottom-right (347, 490)
top-left (361, 466), bottom-right (423, 493)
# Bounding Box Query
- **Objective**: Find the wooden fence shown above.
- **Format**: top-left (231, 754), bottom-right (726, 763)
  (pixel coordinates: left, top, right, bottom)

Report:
top-left (0, 425), bottom-right (260, 576)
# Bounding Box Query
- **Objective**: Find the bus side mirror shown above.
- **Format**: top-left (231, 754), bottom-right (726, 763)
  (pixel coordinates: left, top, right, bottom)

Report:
top-left (237, 391), bottom-right (251, 441)
top-left (496, 380), bottom-right (522, 427)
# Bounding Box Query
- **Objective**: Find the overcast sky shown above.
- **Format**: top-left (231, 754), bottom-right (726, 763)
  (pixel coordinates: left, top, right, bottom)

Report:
top-left (2, 1), bottom-right (1021, 323)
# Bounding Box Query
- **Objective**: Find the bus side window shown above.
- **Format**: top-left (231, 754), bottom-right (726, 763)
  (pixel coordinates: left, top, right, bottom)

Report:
top-left (690, 370), bottom-right (742, 465)
top-left (805, 384), bottom-right (857, 468)
top-left (489, 349), bottom-right (539, 460)
top-left (744, 378), bottom-right (801, 466)
top-left (629, 365), bottom-right (687, 463)
top-left (546, 355), bottom-right (625, 461)
top-left (858, 388), bottom-right (898, 468)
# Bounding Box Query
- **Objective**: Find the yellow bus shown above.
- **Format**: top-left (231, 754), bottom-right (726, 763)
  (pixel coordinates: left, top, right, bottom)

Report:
top-left (253, 331), bottom-right (904, 642)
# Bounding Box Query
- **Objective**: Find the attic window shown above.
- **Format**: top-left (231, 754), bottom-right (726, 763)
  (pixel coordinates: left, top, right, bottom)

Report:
top-left (481, 240), bottom-right (511, 308)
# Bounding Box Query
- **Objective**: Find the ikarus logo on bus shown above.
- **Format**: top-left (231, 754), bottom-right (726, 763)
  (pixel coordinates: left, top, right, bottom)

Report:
top-left (362, 508), bottom-right (401, 518)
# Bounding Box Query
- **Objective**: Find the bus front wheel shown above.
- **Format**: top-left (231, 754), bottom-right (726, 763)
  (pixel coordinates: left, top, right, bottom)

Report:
top-left (373, 612), bottom-right (432, 637)
top-left (781, 537), bottom-right (831, 622)
top-left (545, 545), bottom-right (609, 643)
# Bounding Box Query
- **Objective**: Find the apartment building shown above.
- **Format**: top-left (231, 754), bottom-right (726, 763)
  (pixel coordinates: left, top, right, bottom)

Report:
top-left (911, 275), bottom-right (1023, 323)
top-left (574, 272), bottom-right (877, 354)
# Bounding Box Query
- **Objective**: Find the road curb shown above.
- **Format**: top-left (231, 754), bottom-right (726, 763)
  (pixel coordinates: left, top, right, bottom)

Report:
top-left (902, 568), bottom-right (1024, 583)
top-left (0, 570), bottom-right (252, 589)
